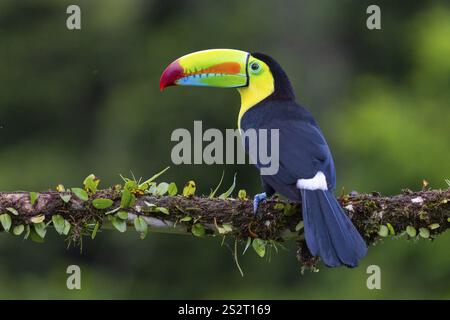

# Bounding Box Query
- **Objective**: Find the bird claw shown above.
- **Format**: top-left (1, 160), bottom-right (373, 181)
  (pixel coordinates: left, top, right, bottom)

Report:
top-left (253, 192), bottom-right (267, 217)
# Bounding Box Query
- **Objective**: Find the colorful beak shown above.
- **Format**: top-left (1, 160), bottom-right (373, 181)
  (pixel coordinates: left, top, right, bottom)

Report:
top-left (160, 49), bottom-right (249, 91)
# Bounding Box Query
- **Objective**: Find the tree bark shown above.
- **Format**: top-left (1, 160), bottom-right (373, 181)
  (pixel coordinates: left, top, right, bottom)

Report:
top-left (0, 188), bottom-right (449, 269)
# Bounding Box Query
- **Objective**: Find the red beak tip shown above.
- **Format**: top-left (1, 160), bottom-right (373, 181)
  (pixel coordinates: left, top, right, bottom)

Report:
top-left (159, 60), bottom-right (183, 92)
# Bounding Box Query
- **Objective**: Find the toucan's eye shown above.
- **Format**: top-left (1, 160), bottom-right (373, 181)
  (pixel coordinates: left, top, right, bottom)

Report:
top-left (249, 61), bottom-right (263, 74)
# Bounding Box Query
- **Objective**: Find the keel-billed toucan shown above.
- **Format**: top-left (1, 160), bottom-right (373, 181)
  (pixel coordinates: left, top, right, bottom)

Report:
top-left (160, 49), bottom-right (367, 267)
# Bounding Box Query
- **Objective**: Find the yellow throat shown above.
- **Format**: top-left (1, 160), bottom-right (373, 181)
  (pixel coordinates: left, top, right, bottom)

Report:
top-left (237, 61), bottom-right (274, 128)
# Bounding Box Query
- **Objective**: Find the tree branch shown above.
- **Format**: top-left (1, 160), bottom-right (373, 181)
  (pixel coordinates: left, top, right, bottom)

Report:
top-left (0, 188), bottom-right (449, 269)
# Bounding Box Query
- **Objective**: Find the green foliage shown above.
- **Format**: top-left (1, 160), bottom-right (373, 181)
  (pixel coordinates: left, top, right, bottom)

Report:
top-left (216, 223), bottom-right (233, 235)
top-left (83, 174), bottom-right (100, 193)
top-left (52, 215), bottom-right (70, 236)
top-left (5, 207), bottom-right (18, 216)
top-left (219, 173), bottom-right (237, 199)
top-left (155, 182), bottom-right (169, 196)
top-left (237, 189), bottom-right (247, 200)
top-left (191, 223), bottom-right (205, 237)
top-left (252, 238), bottom-right (266, 258)
top-left (168, 183), bottom-right (178, 196)
top-left (33, 222), bottom-right (47, 239)
top-left (110, 216), bottom-right (126, 233)
top-left (120, 188), bottom-right (134, 209)
top-left (91, 222), bottom-right (100, 239)
top-left (387, 223), bottom-right (396, 235)
top-left (117, 211), bottom-right (128, 220)
top-left (209, 171), bottom-right (224, 198)
top-left (92, 198), bottom-right (114, 209)
top-left (295, 221), bottom-right (304, 232)
top-left (138, 167), bottom-right (170, 189)
top-left (179, 216), bottom-right (192, 222)
top-left (406, 226), bottom-right (417, 238)
top-left (30, 215), bottom-right (45, 224)
top-left (29, 192), bottom-right (39, 205)
top-left (134, 216), bottom-right (148, 239)
top-left (0, 214), bottom-right (12, 232)
top-left (72, 188), bottom-right (88, 201)
top-left (378, 225), bottom-right (389, 237)
top-left (419, 228), bottom-right (430, 239)
top-left (60, 194), bottom-right (72, 203)
top-left (12, 224), bottom-right (24, 236)
top-left (183, 181), bottom-right (196, 197)
top-left (155, 207), bottom-right (169, 215)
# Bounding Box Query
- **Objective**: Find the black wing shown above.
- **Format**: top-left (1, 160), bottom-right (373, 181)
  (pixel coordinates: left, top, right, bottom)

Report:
top-left (241, 101), bottom-right (337, 199)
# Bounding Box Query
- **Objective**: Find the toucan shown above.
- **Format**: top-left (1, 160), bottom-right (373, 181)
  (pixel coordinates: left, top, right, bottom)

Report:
top-left (160, 49), bottom-right (367, 267)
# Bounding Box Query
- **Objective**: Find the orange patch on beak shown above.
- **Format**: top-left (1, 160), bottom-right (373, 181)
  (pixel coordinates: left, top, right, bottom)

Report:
top-left (187, 62), bottom-right (241, 76)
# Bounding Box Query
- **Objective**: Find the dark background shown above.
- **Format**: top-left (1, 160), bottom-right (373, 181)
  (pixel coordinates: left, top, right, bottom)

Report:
top-left (0, 0), bottom-right (449, 299)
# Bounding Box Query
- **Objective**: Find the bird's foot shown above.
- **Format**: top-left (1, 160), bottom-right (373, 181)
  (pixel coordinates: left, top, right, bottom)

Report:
top-left (253, 192), bottom-right (267, 217)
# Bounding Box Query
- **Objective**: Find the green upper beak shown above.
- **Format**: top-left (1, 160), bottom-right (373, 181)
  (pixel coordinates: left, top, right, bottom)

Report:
top-left (160, 49), bottom-right (249, 91)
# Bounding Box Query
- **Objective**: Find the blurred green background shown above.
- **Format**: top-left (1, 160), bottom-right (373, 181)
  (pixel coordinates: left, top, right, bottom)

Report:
top-left (0, 0), bottom-right (449, 299)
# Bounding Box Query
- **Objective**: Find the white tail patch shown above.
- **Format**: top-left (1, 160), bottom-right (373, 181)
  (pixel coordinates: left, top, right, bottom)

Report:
top-left (296, 171), bottom-right (328, 191)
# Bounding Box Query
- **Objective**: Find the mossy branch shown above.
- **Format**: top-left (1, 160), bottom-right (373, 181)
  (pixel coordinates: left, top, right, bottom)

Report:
top-left (0, 187), bottom-right (449, 270)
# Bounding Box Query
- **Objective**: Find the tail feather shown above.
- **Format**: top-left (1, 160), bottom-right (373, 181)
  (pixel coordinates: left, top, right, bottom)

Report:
top-left (301, 189), bottom-right (367, 267)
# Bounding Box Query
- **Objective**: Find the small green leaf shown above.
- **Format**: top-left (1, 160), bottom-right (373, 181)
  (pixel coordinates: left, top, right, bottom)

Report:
top-left (243, 237), bottom-right (252, 255)
top-left (62, 220), bottom-right (71, 235)
top-left (217, 223), bottom-right (233, 234)
top-left (406, 225), bottom-right (417, 237)
top-left (155, 207), bottom-right (169, 215)
top-left (111, 216), bottom-right (126, 233)
top-left (29, 192), bottom-right (39, 205)
top-left (155, 182), bottom-right (169, 196)
top-left (52, 215), bottom-right (66, 235)
top-left (183, 181), bottom-right (196, 197)
top-left (147, 183), bottom-right (157, 195)
top-left (283, 203), bottom-right (296, 216)
top-left (33, 222), bottom-right (47, 239)
top-left (13, 224), bottom-right (25, 236)
top-left (168, 182), bottom-right (178, 196)
top-left (222, 223), bottom-right (233, 232)
top-left (252, 238), bottom-right (266, 258)
top-left (120, 189), bottom-right (134, 208)
top-left (72, 188), bottom-right (89, 201)
top-left (138, 166), bottom-right (171, 189)
top-left (295, 221), bottom-right (304, 232)
top-left (134, 216), bottom-right (148, 234)
top-left (274, 203), bottom-right (285, 210)
top-left (0, 214), bottom-right (12, 232)
top-left (191, 223), bottom-right (205, 237)
top-left (378, 225), bottom-right (389, 237)
top-left (91, 222), bottom-right (100, 239)
top-left (6, 207), bottom-right (19, 216)
top-left (124, 180), bottom-right (138, 191)
top-left (24, 225), bottom-right (31, 240)
top-left (117, 211), bottom-right (129, 220)
top-left (238, 189), bottom-right (247, 200)
top-left (219, 173), bottom-right (237, 199)
top-left (209, 171), bottom-right (224, 198)
top-left (448, 217), bottom-right (450, 223)
top-left (179, 216), bottom-right (192, 222)
top-left (30, 215), bottom-right (45, 224)
top-left (60, 194), bottom-right (72, 203)
top-left (428, 223), bottom-right (440, 230)
top-left (29, 227), bottom-right (44, 243)
top-left (419, 227), bottom-right (430, 239)
top-left (387, 223), bottom-right (395, 235)
top-left (83, 174), bottom-right (100, 193)
top-left (92, 198), bottom-right (114, 209)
